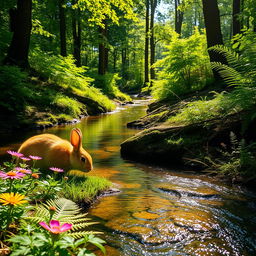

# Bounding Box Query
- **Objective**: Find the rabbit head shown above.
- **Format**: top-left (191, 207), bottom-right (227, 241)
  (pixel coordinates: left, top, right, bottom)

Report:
top-left (69, 128), bottom-right (93, 172)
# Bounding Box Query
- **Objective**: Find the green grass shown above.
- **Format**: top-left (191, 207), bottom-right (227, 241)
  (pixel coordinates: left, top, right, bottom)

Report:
top-left (167, 87), bottom-right (256, 126)
top-left (53, 94), bottom-right (84, 117)
top-left (60, 175), bottom-right (112, 203)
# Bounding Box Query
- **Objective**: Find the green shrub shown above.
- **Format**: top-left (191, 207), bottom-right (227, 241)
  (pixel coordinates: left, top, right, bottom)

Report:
top-left (92, 73), bottom-right (132, 101)
top-left (152, 28), bottom-right (213, 101)
top-left (0, 65), bottom-right (34, 114)
top-left (30, 49), bottom-right (115, 111)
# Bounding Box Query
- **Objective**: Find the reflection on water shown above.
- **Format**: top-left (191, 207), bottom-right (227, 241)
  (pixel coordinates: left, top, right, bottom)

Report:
top-left (1, 100), bottom-right (256, 255)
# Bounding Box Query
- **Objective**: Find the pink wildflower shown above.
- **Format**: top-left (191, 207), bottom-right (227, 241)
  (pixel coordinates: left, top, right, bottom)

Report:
top-left (0, 171), bottom-right (25, 180)
top-left (39, 220), bottom-right (72, 234)
top-left (20, 157), bottom-right (31, 161)
top-left (49, 167), bottom-right (64, 173)
top-left (7, 151), bottom-right (23, 158)
top-left (29, 155), bottom-right (42, 160)
top-left (14, 167), bottom-right (32, 174)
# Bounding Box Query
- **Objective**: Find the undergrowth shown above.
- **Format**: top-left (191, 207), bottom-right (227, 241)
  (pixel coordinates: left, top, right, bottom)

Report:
top-left (92, 73), bottom-right (132, 102)
top-left (60, 174), bottom-right (112, 204)
top-left (30, 50), bottom-right (115, 112)
top-left (152, 28), bottom-right (213, 101)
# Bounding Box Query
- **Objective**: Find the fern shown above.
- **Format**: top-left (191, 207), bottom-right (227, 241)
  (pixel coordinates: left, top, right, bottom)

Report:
top-left (210, 62), bottom-right (246, 87)
top-left (25, 198), bottom-right (100, 238)
top-left (210, 41), bottom-right (256, 88)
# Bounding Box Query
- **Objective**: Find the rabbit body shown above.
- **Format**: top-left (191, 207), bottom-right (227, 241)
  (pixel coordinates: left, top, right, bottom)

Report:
top-left (18, 128), bottom-right (93, 172)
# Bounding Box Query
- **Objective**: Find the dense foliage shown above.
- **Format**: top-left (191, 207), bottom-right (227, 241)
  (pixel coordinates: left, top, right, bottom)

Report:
top-left (0, 152), bottom-right (110, 255)
top-left (152, 28), bottom-right (213, 100)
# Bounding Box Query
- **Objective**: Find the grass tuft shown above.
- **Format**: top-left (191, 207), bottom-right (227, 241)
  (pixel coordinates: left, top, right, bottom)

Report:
top-left (60, 175), bottom-right (112, 203)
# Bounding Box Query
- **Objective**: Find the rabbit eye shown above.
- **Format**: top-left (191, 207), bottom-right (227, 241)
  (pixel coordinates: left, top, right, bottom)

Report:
top-left (81, 156), bottom-right (86, 163)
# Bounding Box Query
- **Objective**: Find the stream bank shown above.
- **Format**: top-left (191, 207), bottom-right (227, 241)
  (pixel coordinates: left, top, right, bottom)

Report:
top-left (121, 95), bottom-right (256, 185)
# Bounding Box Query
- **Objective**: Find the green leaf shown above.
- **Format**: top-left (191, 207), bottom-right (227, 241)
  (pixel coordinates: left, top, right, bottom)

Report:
top-left (87, 235), bottom-right (106, 254)
top-left (232, 42), bottom-right (240, 49)
top-left (9, 235), bottom-right (31, 246)
top-left (10, 246), bottom-right (31, 256)
top-left (77, 248), bottom-right (95, 256)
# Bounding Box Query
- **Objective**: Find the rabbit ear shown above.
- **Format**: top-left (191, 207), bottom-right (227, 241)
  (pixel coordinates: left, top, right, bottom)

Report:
top-left (70, 128), bottom-right (82, 151)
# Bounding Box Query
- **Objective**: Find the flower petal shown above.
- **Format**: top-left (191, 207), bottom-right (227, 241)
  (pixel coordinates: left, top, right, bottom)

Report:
top-left (60, 223), bottom-right (72, 232)
top-left (39, 222), bottom-right (51, 232)
top-left (49, 220), bottom-right (60, 229)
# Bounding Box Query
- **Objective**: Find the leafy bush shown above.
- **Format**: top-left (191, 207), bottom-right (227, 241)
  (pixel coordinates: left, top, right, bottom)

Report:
top-left (93, 73), bottom-right (132, 101)
top-left (30, 49), bottom-right (115, 111)
top-left (152, 28), bottom-right (213, 101)
top-left (0, 66), bottom-right (34, 114)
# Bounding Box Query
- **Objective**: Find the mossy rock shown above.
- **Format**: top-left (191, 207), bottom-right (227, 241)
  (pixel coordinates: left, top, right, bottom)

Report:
top-left (121, 113), bottom-right (243, 166)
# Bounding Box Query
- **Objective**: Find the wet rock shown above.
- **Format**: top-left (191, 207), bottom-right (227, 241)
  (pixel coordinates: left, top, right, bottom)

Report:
top-left (121, 112), bottom-right (243, 167)
top-left (127, 101), bottom-right (188, 129)
top-left (101, 187), bottom-right (121, 196)
top-left (158, 187), bottom-right (222, 200)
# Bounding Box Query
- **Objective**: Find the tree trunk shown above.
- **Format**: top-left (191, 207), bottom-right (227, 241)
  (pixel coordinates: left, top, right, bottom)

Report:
top-left (144, 0), bottom-right (150, 85)
top-left (72, 7), bottom-right (81, 67)
top-left (150, 0), bottom-right (157, 84)
top-left (232, 0), bottom-right (241, 36)
top-left (4, 0), bottom-right (32, 68)
top-left (121, 48), bottom-right (127, 77)
top-left (113, 49), bottom-right (117, 72)
top-left (98, 20), bottom-right (108, 75)
top-left (202, 0), bottom-right (227, 79)
top-left (175, 0), bottom-right (184, 34)
top-left (58, 0), bottom-right (67, 57)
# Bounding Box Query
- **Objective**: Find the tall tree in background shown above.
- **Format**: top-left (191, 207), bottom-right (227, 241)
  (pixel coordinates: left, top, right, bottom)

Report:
top-left (58, 0), bottom-right (67, 56)
top-left (4, 0), bottom-right (32, 68)
top-left (175, 0), bottom-right (183, 34)
top-left (150, 0), bottom-right (158, 83)
top-left (72, 2), bottom-right (81, 67)
top-left (144, 0), bottom-right (150, 85)
top-left (98, 20), bottom-right (108, 75)
top-left (202, 0), bottom-right (227, 79)
top-left (232, 0), bottom-right (241, 36)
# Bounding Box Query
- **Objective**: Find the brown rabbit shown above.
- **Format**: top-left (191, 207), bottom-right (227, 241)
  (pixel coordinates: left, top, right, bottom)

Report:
top-left (18, 128), bottom-right (93, 172)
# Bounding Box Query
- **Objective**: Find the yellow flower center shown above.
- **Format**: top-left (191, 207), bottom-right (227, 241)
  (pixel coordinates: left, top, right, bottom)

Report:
top-left (7, 196), bottom-right (18, 205)
top-left (7, 171), bottom-right (17, 176)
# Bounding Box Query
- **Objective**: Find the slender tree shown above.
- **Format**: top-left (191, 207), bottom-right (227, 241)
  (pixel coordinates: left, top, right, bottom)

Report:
top-left (144, 0), bottom-right (150, 85)
top-left (4, 0), bottom-right (32, 68)
top-left (150, 0), bottom-right (157, 84)
top-left (98, 20), bottom-right (108, 75)
top-left (72, 6), bottom-right (81, 66)
top-left (175, 0), bottom-right (183, 34)
top-left (58, 0), bottom-right (67, 57)
top-left (232, 0), bottom-right (241, 36)
top-left (202, 0), bottom-right (227, 79)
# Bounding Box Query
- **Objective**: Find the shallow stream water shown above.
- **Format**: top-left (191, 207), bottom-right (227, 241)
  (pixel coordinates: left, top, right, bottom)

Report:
top-left (1, 100), bottom-right (256, 256)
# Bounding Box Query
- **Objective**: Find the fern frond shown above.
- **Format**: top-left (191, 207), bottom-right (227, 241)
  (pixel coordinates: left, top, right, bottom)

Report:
top-left (25, 198), bottom-right (97, 238)
top-left (70, 231), bottom-right (102, 239)
top-left (209, 45), bottom-right (240, 67)
top-left (211, 62), bottom-right (246, 87)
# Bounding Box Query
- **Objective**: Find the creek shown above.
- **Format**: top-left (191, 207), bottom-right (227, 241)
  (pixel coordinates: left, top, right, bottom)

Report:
top-left (1, 100), bottom-right (256, 256)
